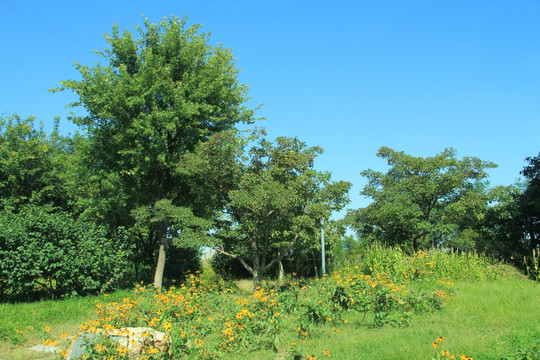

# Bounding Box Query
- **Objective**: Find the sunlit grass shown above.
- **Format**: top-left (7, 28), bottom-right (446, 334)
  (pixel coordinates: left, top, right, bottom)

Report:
top-left (225, 278), bottom-right (540, 360)
top-left (0, 248), bottom-right (538, 359)
top-left (0, 289), bottom-right (132, 359)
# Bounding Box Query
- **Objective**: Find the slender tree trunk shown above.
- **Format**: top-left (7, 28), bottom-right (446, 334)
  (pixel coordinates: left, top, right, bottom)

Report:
top-left (252, 269), bottom-right (263, 291)
top-left (251, 239), bottom-right (262, 290)
top-left (312, 251), bottom-right (319, 278)
top-left (153, 221), bottom-right (168, 288)
top-left (278, 254), bottom-right (284, 285)
top-left (154, 168), bottom-right (171, 289)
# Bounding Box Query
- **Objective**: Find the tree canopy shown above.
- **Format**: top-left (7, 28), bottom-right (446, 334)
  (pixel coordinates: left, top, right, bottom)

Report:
top-left (349, 146), bottom-right (497, 252)
top-left (3, 15), bottom-right (540, 301)
top-left (181, 130), bottom-right (351, 289)
top-left (55, 16), bottom-right (257, 287)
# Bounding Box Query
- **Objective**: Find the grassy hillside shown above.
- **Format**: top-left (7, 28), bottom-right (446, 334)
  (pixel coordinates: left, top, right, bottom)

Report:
top-left (0, 249), bottom-right (539, 360)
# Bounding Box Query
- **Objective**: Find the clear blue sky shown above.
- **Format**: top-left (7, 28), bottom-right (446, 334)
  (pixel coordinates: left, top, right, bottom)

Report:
top-left (1, 1), bottom-right (539, 212)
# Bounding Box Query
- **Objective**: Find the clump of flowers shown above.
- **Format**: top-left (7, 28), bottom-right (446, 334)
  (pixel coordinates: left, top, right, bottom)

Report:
top-left (431, 336), bottom-right (474, 360)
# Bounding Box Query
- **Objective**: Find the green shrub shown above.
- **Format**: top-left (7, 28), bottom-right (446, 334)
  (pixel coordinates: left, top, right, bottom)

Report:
top-left (0, 205), bottom-right (129, 300)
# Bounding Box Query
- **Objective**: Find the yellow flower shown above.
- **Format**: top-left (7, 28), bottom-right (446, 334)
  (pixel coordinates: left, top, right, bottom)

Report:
top-left (60, 332), bottom-right (69, 338)
top-left (44, 326), bottom-right (50, 333)
top-left (323, 349), bottom-right (331, 357)
top-left (432, 342), bottom-right (440, 348)
top-left (94, 342), bottom-right (106, 352)
top-left (195, 338), bottom-right (203, 346)
top-left (147, 347), bottom-right (159, 354)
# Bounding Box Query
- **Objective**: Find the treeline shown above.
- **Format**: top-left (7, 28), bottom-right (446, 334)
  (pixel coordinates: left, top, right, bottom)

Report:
top-left (345, 147), bottom-right (539, 278)
top-left (0, 16), bottom-right (538, 301)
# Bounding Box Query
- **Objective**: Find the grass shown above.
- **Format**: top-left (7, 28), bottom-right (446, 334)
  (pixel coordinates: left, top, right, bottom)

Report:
top-left (226, 277), bottom-right (540, 360)
top-left (0, 290), bottom-right (132, 360)
top-left (0, 250), bottom-right (538, 360)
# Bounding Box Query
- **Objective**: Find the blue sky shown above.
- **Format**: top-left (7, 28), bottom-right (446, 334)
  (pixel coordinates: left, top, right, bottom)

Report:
top-left (1, 1), bottom-right (539, 212)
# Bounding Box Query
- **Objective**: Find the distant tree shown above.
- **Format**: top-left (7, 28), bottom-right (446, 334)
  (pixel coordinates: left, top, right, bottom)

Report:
top-left (474, 184), bottom-right (526, 258)
top-left (0, 115), bottom-right (77, 212)
top-left (349, 147), bottom-right (497, 252)
top-left (475, 154), bottom-right (539, 278)
top-left (182, 130), bottom-right (351, 289)
top-left (520, 152), bottom-right (540, 251)
top-left (54, 16), bottom-right (257, 287)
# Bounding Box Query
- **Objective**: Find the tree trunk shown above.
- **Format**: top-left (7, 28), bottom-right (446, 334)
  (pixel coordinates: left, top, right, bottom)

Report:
top-left (278, 256), bottom-right (284, 284)
top-left (154, 168), bottom-right (171, 289)
top-left (153, 221), bottom-right (168, 288)
top-left (252, 269), bottom-right (263, 291)
top-left (312, 251), bottom-right (319, 278)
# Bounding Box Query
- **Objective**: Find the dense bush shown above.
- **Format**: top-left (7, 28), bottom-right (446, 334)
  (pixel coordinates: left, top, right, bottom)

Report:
top-left (0, 206), bottom-right (129, 300)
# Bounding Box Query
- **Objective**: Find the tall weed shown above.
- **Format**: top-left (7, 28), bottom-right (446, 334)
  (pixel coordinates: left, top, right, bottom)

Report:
top-left (340, 243), bottom-right (501, 282)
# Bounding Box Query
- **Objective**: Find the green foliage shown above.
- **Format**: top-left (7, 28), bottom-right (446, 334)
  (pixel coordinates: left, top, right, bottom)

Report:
top-left (338, 242), bottom-right (500, 282)
top-left (501, 339), bottom-right (540, 360)
top-left (3, 247), bottom-right (539, 359)
top-left (183, 130), bottom-right (351, 288)
top-left (0, 115), bottom-right (75, 212)
top-left (56, 255), bottom-right (451, 359)
top-left (476, 153), bottom-right (540, 279)
top-left (349, 146), bottom-right (497, 252)
top-left (0, 205), bottom-right (129, 299)
top-left (520, 153), bottom-right (540, 263)
top-left (164, 246), bottom-right (203, 284)
top-left (53, 16), bottom-right (258, 287)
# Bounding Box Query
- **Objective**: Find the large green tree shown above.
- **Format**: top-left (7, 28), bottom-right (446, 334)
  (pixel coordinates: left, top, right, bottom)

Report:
top-left (349, 147), bottom-right (496, 252)
top-left (182, 130), bottom-right (351, 289)
top-left (55, 16), bottom-right (257, 287)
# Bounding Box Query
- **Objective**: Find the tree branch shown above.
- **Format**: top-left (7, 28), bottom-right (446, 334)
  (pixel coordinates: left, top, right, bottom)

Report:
top-left (212, 245), bottom-right (254, 275)
top-left (263, 232), bottom-right (301, 272)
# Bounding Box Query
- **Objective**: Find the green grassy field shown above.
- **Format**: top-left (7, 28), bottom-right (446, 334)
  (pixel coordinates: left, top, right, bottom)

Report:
top-left (1, 256), bottom-right (539, 359)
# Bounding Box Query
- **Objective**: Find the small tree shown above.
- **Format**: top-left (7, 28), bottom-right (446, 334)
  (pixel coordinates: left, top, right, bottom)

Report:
top-left (55, 16), bottom-right (257, 287)
top-left (183, 130), bottom-right (351, 289)
top-left (349, 147), bottom-right (496, 252)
